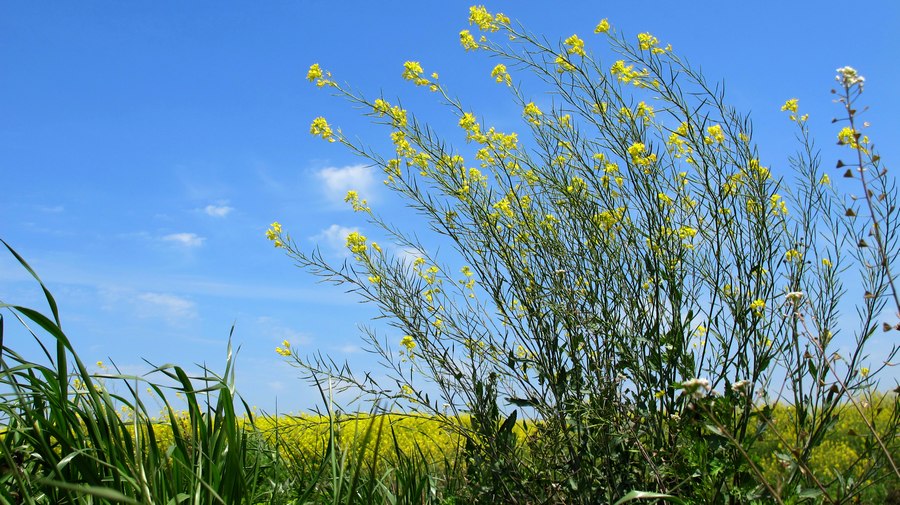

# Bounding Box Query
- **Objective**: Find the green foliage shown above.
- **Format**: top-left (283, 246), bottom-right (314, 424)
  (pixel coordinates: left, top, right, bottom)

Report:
top-left (270, 6), bottom-right (900, 504)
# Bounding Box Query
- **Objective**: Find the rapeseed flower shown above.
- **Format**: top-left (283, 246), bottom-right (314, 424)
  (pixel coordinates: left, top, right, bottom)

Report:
top-left (459, 30), bottom-right (479, 50)
top-left (310, 117), bottom-right (335, 142)
top-left (750, 299), bottom-right (766, 316)
top-left (491, 64), bottom-right (511, 85)
top-left (346, 231), bottom-right (368, 255)
top-left (523, 102), bottom-right (543, 125)
top-left (704, 124), bottom-right (725, 144)
top-left (594, 19), bottom-right (610, 34)
top-left (564, 34), bottom-right (585, 57)
top-left (781, 98), bottom-right (799, 113)
top-left (400, 335), bottom-right (416, 351)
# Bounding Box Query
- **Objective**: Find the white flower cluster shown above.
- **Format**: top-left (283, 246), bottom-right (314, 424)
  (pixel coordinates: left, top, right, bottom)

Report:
top-left (682, 377), bottom-right (711, 398)
top-left (836, 66), bottom-right (865, 90)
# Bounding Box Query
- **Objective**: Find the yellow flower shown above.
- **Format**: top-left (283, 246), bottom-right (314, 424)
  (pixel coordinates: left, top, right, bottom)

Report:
top-left (704, 124), bottom-right (725, 144)
top-left (822, 258), bottom-right (833, 268)
top-left (837, 127), bottom-right (860, 148)
top-left (346, 231), bottom-right (368, 255)
top-left (564, 34), bottom-right (586, 57)
top-left (459, 29), bottom-right (479, 50)
top-left (523, 102), bottom-right (543, 125)
top-left (402, 61), bottom-right (430, 86)
top-left (635, 101), bottom-right (655, 122)
top-left (860, 367), bottom-right (870, 378)
top-left (819, 173), bottom-right (831, 185)
top-left (275, 340), bottom-right (291, 356)
top-left (307, 63), bottom-right (323, 82)
top-left (491, 63), bottom-right (511, 85)
top-left (637, 32), bottom-right (658, 50)
top-left (554, 54), bottom-right (575, 73)
top-left (781, 98), bottom-right (799, 113)
top-left (310, 117), bottom-right (335, 142)
top-left (469, 5), bottom-right (502, 32)
top-left (266, 222), bottom-right (283, 247)
top-left (400, 335), bottom-right (416, 351)
top-left (594, 19), bottom-right (610, 34)
top-left (610, 60), bottom-right (648, 85)
top-left (749, 299), bottom-right (766, 316)
top-left (344, 190), bottom-right (369, 212)
top-left (785, 249), bottom-right (802, 261)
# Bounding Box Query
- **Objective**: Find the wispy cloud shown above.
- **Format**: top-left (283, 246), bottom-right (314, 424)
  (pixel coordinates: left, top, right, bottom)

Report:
top-left (136, 292), bottom-right (198, 323)
top-left (162, 232), bottom-right (205, 248)
top-left (203, 203), bottom-right (233, 217)
top-left (395, 246), bottom-right (425, 266)
top-left (312, 224), bottom-right (357, 256)
top-left (315, 164), bottom-right (376, 206)
top-left (255, 316), bottom-right (313, 347)
top-left (334, 344), bottom-right (362, 354)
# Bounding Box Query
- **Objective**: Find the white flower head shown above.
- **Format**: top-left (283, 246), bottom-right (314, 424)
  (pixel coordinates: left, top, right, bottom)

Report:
top-left (682, 377), bottom-right (711, 398)
top-left (785, 291), bottom-right (804, 303)
top-left (836, 66), bottom-right (865, 90)
top-left (731, 379), bottom-right (752, 394)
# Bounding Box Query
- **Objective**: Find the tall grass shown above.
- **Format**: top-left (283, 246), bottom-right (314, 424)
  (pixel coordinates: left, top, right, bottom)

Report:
top-left (0, 239), bottom-right (466, 504)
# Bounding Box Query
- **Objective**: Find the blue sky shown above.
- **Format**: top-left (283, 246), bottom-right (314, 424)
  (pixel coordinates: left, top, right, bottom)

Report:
top-left (2, 2), bottom-right (899, 412)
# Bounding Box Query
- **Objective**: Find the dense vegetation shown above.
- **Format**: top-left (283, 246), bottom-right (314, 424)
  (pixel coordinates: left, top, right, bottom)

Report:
top-left (3, 6), bottom-right (898, 504)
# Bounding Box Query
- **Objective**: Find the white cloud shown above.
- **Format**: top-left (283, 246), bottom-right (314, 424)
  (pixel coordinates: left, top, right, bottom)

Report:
top-left (395, 246), bottom-right (425, 266)
top-left (136, 292), bottom-right (198, 322)
top-left (315, 164), bottom-right (376, 205)
top-left (162, 232), bottom-right (205, 248)
top-left (255, 316), bottom-right (312, 346)
top-left (312, 224), bottom-right (357, 256)
top-left (334, 344), bottom-right (362, 354)
top-left (204, 204), bottom-right (233, 217)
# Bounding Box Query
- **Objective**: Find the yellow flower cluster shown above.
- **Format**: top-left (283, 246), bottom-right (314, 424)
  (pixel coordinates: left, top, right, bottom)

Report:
top-left (306, 63), bottom-right (335, 87)
top-left (275, 340), bottom-right (291, 357)
top-left (610, 60), bottom-right (649, 86)
top-left (667, 122), bottom-right (693, 159)
top-left (627, 142), bottom-right (657, 170)
top-left (344, 190), bottom-right (370, 212)
top-left (523, 102), bottom-right (543, 125)
top-left (265, 221), bottom-right (283, 248)
top-left (837, 126), bottom-right (867, 149)
top-left (636, 32), bottom-right (671, 54)
top-left (781, 98), bottom-right (798, 113)
top-left (594, 18), bottom-right (610, 34)
top-left (400, 335), bottom-right (416, 352)
top-left (704, 124), bottom-right (725, 144)
top-left (459, 30), bottom-right (479, 51)
top-left (555, 54), bottom-right (576, 73)
top-left (749, 298), bottom-right (766, 317)
top-left (490, 63), bottom-right (511, 85)
top-left (346, 231), bottom-right (367, 255)
top-left (310, 117), bottom-right (335, 142)
top-left (468, 5), bottom-right (509, 32)
top-left (564, 34), bottom-right (586, 57)
top-left (785, 248), bottom-right (801, 262)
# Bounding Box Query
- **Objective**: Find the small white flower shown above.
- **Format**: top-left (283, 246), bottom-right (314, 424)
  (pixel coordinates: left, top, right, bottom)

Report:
top-left (682, 377), bottom-right (711, 398)
top-left (836, 66), bottom-right (865, 90)
top-left (731, 380), bottom-right (751, 394)
top-left (785, 291), bottom-right (804, 303)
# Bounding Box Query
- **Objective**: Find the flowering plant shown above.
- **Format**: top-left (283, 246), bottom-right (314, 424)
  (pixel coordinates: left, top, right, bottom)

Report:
top-left (269, 7), bottom-right (899, 503)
